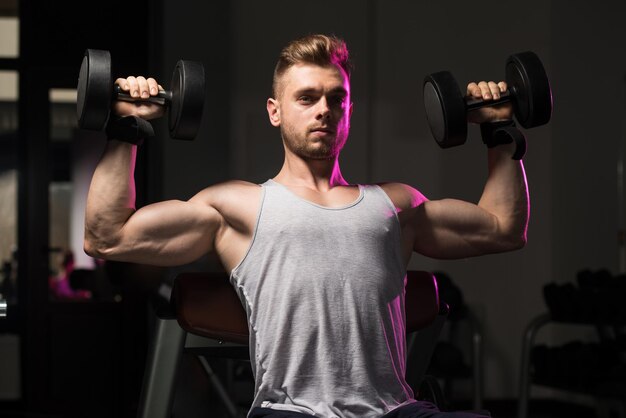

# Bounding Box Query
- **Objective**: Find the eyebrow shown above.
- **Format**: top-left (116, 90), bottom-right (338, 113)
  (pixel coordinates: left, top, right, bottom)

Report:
top-left (293, 86), bottom-right (348, 96)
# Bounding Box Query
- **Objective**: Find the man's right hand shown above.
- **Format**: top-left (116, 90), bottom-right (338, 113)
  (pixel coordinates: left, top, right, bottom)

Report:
top-left (113, 76), bottom-right (165, 120)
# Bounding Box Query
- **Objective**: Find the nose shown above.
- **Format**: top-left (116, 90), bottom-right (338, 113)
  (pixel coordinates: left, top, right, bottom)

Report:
top-left (316, 97), bottom-right (331, 120)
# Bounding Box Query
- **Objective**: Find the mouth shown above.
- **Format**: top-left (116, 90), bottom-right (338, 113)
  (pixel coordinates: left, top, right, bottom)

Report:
top-left (310, 126), bottom-right (335, 134)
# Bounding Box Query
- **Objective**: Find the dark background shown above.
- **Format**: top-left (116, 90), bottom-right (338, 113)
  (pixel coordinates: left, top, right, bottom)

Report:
top-left (0, 0), bottom-right (624, 417)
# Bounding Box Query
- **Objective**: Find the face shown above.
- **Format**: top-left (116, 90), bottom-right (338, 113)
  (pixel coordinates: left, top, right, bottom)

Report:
top-left (267, 63), bottom-right (353, 160)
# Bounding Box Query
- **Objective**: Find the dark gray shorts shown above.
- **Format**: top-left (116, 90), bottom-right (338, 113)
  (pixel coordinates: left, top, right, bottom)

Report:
top-left (249, 401), bottom-right (490, 418)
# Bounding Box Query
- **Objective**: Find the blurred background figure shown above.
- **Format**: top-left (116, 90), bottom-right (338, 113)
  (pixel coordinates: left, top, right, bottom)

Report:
top-left (48, 250), bottom-right (91, 301)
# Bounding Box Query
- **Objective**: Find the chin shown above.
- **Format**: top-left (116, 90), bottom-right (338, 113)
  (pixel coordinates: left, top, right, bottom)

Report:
top-left (304, 142), bottom-right (343, 160)
top-left (298, 149), bottom-right (335, 160)
top-left (284, 134), bottom-right (344, 160)
top-left (307, 153), bottom-right (336, 161)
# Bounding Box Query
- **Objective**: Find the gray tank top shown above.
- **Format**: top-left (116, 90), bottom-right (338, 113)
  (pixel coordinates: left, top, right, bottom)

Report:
top-left (230, 179), bottom-right (416, 417)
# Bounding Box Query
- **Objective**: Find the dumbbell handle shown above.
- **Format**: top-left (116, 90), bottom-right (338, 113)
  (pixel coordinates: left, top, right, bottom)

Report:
top-left (465, 89), bottom-right (513, 111)
top-left (113, 85), bottom-right (173, 106)
top-left (0, 299), bottom-right (6, 317)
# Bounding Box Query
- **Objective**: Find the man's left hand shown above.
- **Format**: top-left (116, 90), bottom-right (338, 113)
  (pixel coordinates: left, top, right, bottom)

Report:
top-left (466, 81), bottom-right (513, 124)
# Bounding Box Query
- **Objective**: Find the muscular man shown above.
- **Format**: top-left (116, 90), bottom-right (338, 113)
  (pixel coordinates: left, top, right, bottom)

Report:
top-left (85, 35), bottom-right (527, 418)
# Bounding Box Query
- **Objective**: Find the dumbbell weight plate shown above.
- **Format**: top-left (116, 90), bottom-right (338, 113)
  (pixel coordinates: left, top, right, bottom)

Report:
top-left (506, 51), bottom-right (552, 129)
top-left (77, 49), bottom-right (112, 131)
top-left (169, 60), bottom-right (205, 140)
top-left (423, 71), bottom-right (467, 148)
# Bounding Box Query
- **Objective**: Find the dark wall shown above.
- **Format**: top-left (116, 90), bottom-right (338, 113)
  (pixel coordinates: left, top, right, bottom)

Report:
top-left (158, 1), bottom-right (231, 201)
top-left (550, 0), bottom-right (625, 282)
top-left (21, 0), bottom-right (151, 75)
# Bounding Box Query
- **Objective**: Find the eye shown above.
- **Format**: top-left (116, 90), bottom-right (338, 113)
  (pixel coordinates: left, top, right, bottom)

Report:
top-left (331, 95), bottom-right (347, 107)
top-left (298, 95), bottom-right (313, 104)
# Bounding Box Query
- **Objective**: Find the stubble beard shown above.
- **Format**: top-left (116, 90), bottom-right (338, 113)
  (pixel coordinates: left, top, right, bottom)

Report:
top-left (281, 125), bottom-right (348, 161)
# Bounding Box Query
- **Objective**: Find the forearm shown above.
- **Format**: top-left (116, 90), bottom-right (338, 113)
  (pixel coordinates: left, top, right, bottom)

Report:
top-left (477, 143), bottom-right (529, 248)
top-left (84, 140), bottom-right (138, 256)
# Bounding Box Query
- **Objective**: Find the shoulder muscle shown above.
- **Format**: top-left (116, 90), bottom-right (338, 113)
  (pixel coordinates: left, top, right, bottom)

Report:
top-left (378, 182), bottom-right (428, 212)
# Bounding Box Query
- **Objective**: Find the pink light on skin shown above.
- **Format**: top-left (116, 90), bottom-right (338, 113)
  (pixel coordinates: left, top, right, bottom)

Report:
top-left (519, 158), bottom-right (530, 241)
top-left (127, 180), bottom-right (137, 209)
top-left (126, 145), bottom-right (138, 209)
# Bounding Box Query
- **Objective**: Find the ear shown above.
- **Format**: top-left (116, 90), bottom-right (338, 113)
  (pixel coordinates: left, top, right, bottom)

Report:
top-left (267, 98), bottom-right (281, 127)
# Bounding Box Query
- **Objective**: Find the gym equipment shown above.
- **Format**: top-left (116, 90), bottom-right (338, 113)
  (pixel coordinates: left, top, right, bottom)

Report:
top-left (543, 270), bottom-right (626, 324)
top-left (76, 49), bottom-right (205, 140)
top-left (423, 51), bottom-right (552, 149)
top-left (0, 298), bottom-right (6, 317)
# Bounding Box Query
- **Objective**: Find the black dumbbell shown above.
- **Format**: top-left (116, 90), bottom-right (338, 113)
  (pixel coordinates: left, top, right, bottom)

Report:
top-left (423, 51), bottom-right (552, 149)
top-left (76, 49), bottom-right (205, 140)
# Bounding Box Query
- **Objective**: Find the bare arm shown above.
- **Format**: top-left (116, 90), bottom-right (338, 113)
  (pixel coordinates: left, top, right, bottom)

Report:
top-left (84, 76), bottom-right (222, 266)
top-left (392, 80), bottom-right (529, 259)
top-left (397, 143), bottom-right (528, 259)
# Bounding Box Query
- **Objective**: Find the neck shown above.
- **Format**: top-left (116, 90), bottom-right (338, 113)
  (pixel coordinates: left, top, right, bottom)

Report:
top-left (274, 152), bottom-right (348, 192)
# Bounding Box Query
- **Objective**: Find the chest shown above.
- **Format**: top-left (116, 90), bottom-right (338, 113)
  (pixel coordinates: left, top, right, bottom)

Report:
top-left (282, 185), bottom-right (361, 208)
top-left (259, 189), bottom-right (400, 262)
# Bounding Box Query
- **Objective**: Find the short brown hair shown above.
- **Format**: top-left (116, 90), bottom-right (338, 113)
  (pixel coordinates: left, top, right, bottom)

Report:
top-left (272, 34), bottom-right (352, 98)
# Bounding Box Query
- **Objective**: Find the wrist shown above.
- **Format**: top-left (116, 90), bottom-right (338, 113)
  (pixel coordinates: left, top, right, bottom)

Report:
top-left (480, 120), bottom-right (515, 147)
top-left (105, 115), bottom-right (154, 146)
top-left (480, 120), bottom-right (526, 160)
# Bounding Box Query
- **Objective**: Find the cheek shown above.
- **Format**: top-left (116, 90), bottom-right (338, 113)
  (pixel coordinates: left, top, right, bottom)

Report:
top-left (339, 111), bottom-right (351, 126)
top-left (283, 106), bottom-right (305, 124)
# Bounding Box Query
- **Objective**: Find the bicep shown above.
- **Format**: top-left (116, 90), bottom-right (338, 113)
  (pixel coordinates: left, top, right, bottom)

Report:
top-left (110, 199), bottom-right (222, 265)
top-left (405, 198), bottom-right (501, 259)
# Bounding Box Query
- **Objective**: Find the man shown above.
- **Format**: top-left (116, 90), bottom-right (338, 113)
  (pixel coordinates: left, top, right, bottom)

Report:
top-left (85, 34), bottom-right (527, 417)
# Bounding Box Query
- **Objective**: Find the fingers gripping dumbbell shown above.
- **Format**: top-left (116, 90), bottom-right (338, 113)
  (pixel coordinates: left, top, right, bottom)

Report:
top-left (423, 51), bottom-right (552, 158)
top-left (76, 49), bottom-right (206, 140)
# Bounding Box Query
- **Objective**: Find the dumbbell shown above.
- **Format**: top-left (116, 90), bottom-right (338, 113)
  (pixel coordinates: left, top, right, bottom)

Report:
top-left (423, 51), bottom-right (552, 149)
top-left (76, 49), bottom-right (205, 140)
top-left (0, 298), bottom-right (6, 317)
